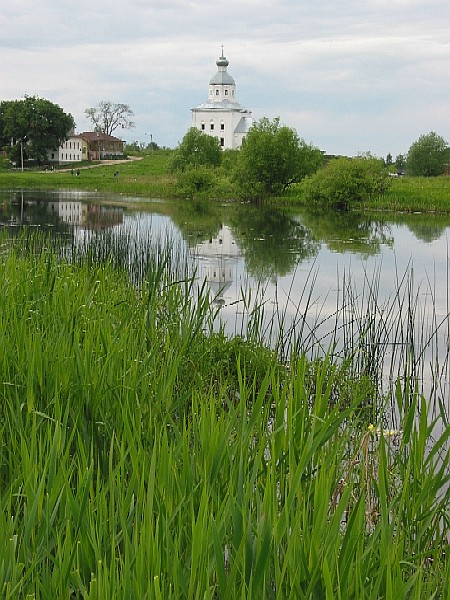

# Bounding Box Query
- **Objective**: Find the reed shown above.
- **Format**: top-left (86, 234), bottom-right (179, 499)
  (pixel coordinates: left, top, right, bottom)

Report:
top-left (1, 228), bottom-right (449, 598)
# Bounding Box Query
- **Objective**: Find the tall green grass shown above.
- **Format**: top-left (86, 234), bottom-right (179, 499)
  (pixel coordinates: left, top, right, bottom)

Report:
top-left (1, 229), bottom-right (450, 598)
top-left (365, 176), bottom-right (450, 213)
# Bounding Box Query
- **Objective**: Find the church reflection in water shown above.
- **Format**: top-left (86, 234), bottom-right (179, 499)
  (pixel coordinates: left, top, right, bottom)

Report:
top-left (193, 225), bottom-right (240, 305)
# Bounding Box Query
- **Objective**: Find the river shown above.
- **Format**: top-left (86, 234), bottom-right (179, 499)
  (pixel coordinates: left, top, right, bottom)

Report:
top-left (2, 188), bottom-right (449, 411)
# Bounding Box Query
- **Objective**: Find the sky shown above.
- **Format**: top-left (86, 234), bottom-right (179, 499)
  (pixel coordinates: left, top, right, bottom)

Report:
top-left (1, 0), bottom-right (449, 158)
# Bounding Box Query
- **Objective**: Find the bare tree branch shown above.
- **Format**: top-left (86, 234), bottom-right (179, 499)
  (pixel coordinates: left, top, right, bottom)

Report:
top-left (84, 101), bottom-right (135, 136)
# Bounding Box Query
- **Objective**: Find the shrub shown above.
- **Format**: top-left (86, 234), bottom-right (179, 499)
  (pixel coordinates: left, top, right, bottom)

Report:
top-left (302, 156), bottom-right (391, 210)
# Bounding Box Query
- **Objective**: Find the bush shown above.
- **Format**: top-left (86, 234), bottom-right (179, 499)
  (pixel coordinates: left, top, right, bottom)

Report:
top-left (406, 131), bottom-right (450, 177)
top-left (302, 156), bottom-right (391, 210)
top-left (175, 166), bottom-right (217, 199)
top-left (234, 117), bottom-right (323, 200)
top-left (169, 128), bottom-right (222, 172)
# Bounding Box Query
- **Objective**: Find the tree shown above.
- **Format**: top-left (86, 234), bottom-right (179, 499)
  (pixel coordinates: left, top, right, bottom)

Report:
top-left (234, 117), bottom-right (323, 200)
top-left (302, 156), bottom-right (391, 210)
top-left (0, 96), bottom-right (75, 164)
top-left (85, 101), bottom-right (135, 136)
top-left (395, 154), bottom-right (405, 174)
top-left (406, 132), bottom-right (449, 177)
top-left (169, 128), bottom-right (222, 172)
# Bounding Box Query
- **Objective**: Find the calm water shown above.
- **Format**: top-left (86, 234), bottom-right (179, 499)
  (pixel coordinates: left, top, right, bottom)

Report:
top-left (2, 189), bottom-right (450, 406)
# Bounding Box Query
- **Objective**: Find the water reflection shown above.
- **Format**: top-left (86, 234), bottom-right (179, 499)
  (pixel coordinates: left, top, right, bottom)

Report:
top-left (228, 204), bottom-right (319, 279)
top-left (0, 190), bottom-right (124, 233)
top-left (194, 225), bottom-right (239, 304)
top-left (1, 189), bottom-right (449, 406)
top-left (300, 210), bottom-right (394, 256)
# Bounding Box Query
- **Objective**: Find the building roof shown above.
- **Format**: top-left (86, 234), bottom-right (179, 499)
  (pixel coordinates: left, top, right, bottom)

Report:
top-left (234, 116), bottom-right (253, 134)
top-left (209, 50), bottom-right (236, 86)
top-left (209, 71), bottom-right (235, 86)
top-left (192, 99), bottom-right (246, 112)
top-left (81, 132), bottom-right (124, 142)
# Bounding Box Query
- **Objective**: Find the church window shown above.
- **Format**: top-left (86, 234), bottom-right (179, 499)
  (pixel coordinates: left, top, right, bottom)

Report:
top-left (216, 89), bottom-right (219, 96)
top-left (220, 122), bottom-right (225, 131)
top-left (210, 123), bottom-right (214, 131)
top-left (220, 138), bottom-right (225, 147)
top-left (201, 122), bottom-right (205, 131)
top-left (225, 89), bottom-right (228, 96)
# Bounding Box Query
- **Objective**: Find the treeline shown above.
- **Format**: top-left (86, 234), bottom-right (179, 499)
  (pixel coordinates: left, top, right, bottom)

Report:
top-left (168, 120), bottom-right (450, 207)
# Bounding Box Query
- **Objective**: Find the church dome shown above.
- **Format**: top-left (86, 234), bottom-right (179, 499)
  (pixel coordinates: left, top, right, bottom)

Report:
top-left (209, 50), bottom-right (235, 85)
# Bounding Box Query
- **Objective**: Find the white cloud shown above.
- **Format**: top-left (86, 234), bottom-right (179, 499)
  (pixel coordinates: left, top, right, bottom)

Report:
top-left (1, 0), bottom-right (449, 155)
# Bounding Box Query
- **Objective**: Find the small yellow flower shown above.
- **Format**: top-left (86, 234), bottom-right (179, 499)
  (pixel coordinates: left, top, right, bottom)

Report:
top-left (368, 423), bottom-right (375, 432)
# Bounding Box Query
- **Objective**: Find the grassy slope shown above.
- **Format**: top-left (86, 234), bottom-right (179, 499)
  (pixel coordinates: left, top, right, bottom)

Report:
top-left (1, 154), bottom-right (450, 211)
top-left (0, 153), bottom-right (177, 199)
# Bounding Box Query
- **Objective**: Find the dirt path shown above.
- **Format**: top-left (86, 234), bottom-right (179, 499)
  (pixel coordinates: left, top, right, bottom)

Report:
top-left (50, 156), bottom-right (143, 173)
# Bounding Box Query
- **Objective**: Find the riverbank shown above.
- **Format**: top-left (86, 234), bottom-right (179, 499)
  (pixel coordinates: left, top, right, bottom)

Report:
top-left (1, 152), bottom-right (450, 212)
top-left (1, 227), bottom-right (449, 597)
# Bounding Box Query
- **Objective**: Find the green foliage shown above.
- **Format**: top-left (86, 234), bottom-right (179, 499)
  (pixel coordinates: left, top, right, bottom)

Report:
top-left (302, 156), bottom-right (391, 210)
top-left (395, 153), bottom-right (406, 173)
top-left (175, 165), bottom-right (217, 199)
top-left (169, 127), bottom-right (222, 172)
top-left (0, 96), bottom-right (75, 164)
top-left (406, 131), bottom-right (450, 177)
top-left (234, 117), bottom-right (323, 200)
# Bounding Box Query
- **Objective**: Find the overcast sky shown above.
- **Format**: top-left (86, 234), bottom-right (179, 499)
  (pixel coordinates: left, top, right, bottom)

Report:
top-left (2, 0), bottom-right (449, 157)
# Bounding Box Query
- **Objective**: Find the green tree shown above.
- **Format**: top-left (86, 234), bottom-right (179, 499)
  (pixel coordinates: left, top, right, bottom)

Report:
top-left (169, 128), bottom-right (222, 172)
top-left (0, 96), bottom-right (75, 164)
top-left (85, 101), bottom-right (135, 136)
top-left (406, 132), bottom-right (449, 177)
top-left (234, 117), bottom-right (323, 200)
top-left (395, 154), bottom-right (405, 173)
top-left (302, 156), bottom-right (391, 210)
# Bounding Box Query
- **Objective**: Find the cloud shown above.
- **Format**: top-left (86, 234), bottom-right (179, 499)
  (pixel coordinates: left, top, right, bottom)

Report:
top-left (1, 0), bottom-right (449, 155)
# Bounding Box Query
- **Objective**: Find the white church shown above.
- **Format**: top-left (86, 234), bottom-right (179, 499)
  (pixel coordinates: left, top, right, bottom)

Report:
top-left (191, 49), bottom-right (253, 150)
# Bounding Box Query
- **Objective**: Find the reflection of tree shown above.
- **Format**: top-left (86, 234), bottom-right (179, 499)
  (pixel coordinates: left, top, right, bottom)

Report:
top-left (301, 210), bottom-right (394, 255)
top-left (168, 199), bottom-right (224, 247)
top-left (0, 194), bottom-right (73, 239)
top-left (404, 217), bottom-right (449, 243)
top-left (228, 204), bottom-right (319, 279)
